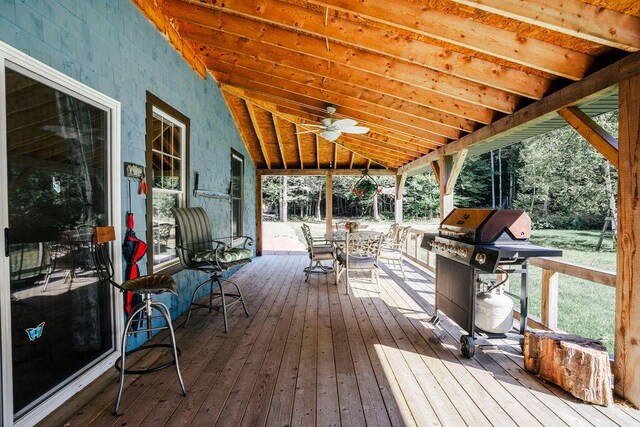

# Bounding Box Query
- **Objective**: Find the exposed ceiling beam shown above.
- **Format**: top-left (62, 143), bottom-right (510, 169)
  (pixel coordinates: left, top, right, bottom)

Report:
top-left (209, 63), bottom-right (463, 139)
top-left (558, 107), bottom-right (619, 168)
top-left (295, 125), bottom-right (304, 169)
top-left (215, 76), bottom-right (450, 145)
top-left (449, 0), bottom-right (640, 52)
top-left (220, 92), bottom-right (258, 165)
top-left (163, 0), bottom-right (548, 98)
top-left (271, 114), bottom-right (288, 169)
top-left (308, 0), bottom-right (594, 80)
top-left (245, 102), bottom-right (271, 169)
top-left (130, 0), bottom-right (206, 78)
top-left (221, 84), bottom-right (443, 150)
top-left (399, 51), bottom-right (640, 175)
top-left (205, 54), bottom-right (483, 129)
top-left (202, 50), bottom-right (498, 123)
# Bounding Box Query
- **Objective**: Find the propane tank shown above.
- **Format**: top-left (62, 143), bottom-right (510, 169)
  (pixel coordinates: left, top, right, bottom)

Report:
top-left (475, 282), bottom-right (514, 334)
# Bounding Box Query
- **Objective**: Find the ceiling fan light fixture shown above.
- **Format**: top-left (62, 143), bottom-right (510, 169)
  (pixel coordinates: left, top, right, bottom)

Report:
top-left (321, 130), bottom-right (341, 142)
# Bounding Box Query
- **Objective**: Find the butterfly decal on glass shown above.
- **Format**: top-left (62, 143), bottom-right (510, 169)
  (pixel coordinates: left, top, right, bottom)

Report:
top-left (26, 322), bottom-right (45, 341)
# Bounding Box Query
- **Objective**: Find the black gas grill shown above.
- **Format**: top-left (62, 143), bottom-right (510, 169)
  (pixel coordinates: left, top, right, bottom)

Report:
top-left (422, 208), bottom-right (562, 357)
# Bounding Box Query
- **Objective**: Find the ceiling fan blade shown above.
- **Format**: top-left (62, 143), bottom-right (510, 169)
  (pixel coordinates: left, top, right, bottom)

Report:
top-left (321, 130), bottom-right (341, 142)
top-left (332, 118), bottom-right (357, 130)
top-left (342, 126), bottom-right (370, 134)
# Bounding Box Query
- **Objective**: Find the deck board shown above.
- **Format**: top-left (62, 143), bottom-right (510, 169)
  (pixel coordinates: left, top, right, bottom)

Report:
top-left (41, 255), bottom-right (640, 427)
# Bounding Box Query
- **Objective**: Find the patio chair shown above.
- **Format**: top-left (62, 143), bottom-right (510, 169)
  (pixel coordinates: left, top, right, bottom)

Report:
top-left (336, 231), bottom-right (384, 295)
top-left (301, 223), bottom-right (335, 282)
top-left (172, 207), bottom-right (252, 332)
top-left (91, 226), bottom-right (186, 415)
top-left (379, 226), bottom-right (412, 279)
top-left (383, 223), bottom-right (400, 245)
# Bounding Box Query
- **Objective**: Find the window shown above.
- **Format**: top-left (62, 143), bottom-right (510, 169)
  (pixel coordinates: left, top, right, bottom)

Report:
top-left (231, 151), bottom-right (244, 237)
top-left (146, 92), bottom-right (189, 272)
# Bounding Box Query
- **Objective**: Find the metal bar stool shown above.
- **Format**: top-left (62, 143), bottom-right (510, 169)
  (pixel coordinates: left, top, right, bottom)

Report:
top-left (91, 226), bottom-right (187, 415)
top-left (173, 207), bottom-right (252, 333)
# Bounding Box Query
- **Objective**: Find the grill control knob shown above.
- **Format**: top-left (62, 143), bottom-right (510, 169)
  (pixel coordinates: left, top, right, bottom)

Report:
top-left (459, 248), bottom-right (468, 258)
top-left (475, 253), bottom-right (486, 265)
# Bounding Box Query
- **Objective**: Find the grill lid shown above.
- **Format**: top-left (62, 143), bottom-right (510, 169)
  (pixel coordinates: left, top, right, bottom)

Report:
top-left (439, 209), bottom-right (531, 244)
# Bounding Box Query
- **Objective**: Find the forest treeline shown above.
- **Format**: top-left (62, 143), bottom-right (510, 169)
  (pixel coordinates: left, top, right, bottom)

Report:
top-left (262, 111), bottom-right (618, 230)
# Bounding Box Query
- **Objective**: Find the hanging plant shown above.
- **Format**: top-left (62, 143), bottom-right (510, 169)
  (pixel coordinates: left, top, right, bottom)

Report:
top-left (351, 169), bottom-right (382, 199)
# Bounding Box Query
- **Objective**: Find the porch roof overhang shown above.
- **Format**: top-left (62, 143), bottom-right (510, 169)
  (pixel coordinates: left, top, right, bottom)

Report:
top-left (130, 0), bottom-right (640, 174)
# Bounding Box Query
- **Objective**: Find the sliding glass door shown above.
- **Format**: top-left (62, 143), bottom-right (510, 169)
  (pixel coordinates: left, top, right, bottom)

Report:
top-left (0, 44), bottom-right (121, 426)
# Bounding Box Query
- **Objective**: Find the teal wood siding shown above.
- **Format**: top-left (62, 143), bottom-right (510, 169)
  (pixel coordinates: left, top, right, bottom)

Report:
top-left (0, 0), bottom-right (256, 349)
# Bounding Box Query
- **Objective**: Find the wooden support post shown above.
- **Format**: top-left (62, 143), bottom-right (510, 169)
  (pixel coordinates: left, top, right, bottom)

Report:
top-left (541, 269), bottom-right (559, 330)
top-left (395, 173), bottom-right (407, 225)
top-left (255, 172), bottom-right (263, 256)
top-left (437, 156), bottom-right (454, 220)
top-left (615, 73), bottom-right (640, 407)
top-left (325, 171), bottom-right (333, 234)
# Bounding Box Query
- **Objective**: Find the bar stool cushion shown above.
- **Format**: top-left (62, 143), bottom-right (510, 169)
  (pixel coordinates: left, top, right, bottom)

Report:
top-left (122, 274), bottom-right (178, 295)
top-left (193, 247), bottom-right (253, 264)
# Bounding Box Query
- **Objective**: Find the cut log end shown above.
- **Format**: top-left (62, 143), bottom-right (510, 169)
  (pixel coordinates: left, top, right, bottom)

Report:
top-left (524, 331), bottom-right (613, 406)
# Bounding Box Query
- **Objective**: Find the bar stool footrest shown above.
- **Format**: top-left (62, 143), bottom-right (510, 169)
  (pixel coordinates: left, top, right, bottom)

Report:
top-left (114, 343), bottom-right (182, 375)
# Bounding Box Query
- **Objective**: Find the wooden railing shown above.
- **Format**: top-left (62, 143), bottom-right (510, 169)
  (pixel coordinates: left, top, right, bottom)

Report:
top-left (528, 257), bottom-right (616, 330)
top-left (401, 227), bottom-right (617, 331)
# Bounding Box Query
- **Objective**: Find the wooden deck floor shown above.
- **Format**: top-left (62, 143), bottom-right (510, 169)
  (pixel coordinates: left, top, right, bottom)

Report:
top-left (42, 255), bottom-right (640, 426)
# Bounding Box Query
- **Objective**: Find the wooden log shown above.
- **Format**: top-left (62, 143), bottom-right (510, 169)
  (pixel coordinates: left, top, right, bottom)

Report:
top-left (523, 331), bottom-right (613, 406)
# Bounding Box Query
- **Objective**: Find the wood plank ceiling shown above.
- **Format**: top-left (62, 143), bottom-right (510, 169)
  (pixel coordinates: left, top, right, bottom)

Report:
top-left (133, 0), bottom-right (640, 171)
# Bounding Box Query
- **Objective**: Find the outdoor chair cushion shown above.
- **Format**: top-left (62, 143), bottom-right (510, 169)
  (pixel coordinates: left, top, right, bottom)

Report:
top-left (337, 253), bottom-right (377, 269)
top-left (193, 247), bottom-right (253, 265)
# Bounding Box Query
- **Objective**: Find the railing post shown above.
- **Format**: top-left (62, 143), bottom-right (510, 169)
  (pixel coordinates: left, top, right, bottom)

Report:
top-left (541, 269), bottom-right (559, 329)
top-left (415, 233), bottom-right (422, 260)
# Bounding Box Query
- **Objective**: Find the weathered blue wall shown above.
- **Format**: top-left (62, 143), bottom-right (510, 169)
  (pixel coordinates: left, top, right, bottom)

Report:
top-left (0, 0), bottom-right (256, 348)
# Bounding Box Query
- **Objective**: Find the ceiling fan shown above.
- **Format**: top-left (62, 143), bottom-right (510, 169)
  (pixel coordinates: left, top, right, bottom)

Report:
top-left (296, 105), bottom-right (369, 142)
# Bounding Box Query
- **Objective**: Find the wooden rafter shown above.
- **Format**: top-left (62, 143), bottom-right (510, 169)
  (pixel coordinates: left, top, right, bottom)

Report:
top-left (220, 92), bottom-right (257, 165)
top-left (294, 125), bottom-right (304, 169)
top-left (449, 0), bottom-right (640, 52)
top-left (308, 0), bottom-right (594, 79)
top-left (558, 107), bottom-right (619, 168)
top-left (216, 77), bottom-right (449, 145)
top-left (202, 50), bottom-right (502, 122)
top-left (177, 19), bottom-right (519, 113)
top-left (205, 54), bottom-right (483, 129)
top-left (271, 114), bottom-right (287, 169)
top-left (245, 102), bottom-right (271, 169)
top-left (130, 0), bottom-right (206, 78)
top-left (209, 64), bottom-right (463, 139)
top-left (162, 0), bottom-right (549, 99)
top-left (259, 169), bottom-right (395, 176)
top-left (220, 84), bottom-right (442, 157)
top-left (216, 79), bottom-right (448, 146)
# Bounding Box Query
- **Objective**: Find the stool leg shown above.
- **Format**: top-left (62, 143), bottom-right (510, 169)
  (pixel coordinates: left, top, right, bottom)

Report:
top-left (114, 304), bottom-right (146, 415)
top-left (155, 302), bottom-right (187, 397)
top-left (209, 280), bottom-right (214, 313)
top-left (216, 277), bottom-right (229, 333)
top-left (185, 277), bottom-right (213, 327)
top-left (226, 279), bottom-right (250, 317)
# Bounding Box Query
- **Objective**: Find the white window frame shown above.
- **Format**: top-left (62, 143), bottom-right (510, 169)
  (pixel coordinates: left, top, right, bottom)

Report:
top-left (231, 151), bottom-right (244, 237)
top-left (0, 40), bottom-right (123, 427)
top-left (149, 106), bottom-right (187, 272)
